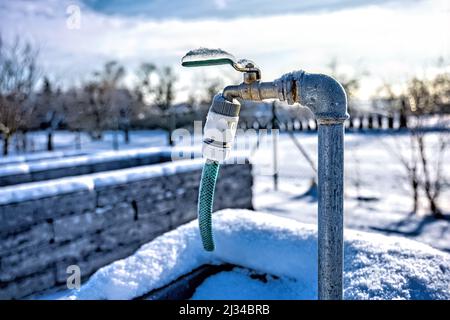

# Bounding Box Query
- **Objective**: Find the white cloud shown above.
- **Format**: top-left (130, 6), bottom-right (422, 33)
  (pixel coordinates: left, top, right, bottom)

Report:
top-left (0, 0), bottom-right (448, 101)
top-left (214, 0), bottom-right (228, 10)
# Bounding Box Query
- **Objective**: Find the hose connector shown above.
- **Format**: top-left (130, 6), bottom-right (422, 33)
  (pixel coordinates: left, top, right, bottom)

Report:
top-left (203, 94), bottom-right (241, 162)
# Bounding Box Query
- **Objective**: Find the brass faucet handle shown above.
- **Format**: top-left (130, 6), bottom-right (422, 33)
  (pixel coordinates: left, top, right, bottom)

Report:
top-left (181, 48), bottom-right (261, 83)
top-left (234, 59), bottom-right (261, 83)
top-left (181, 48), bottom-right (235, 68)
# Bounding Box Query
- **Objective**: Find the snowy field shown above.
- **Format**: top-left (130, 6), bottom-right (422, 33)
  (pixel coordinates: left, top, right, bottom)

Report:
top-left (4, 129), bottom-right (448, 252)
top-left (250, 131), bottom-right (450, 253)
top-left (13, 129), bottom-right (448, 300)
top-left (1, 130), bottom-right (170, 157)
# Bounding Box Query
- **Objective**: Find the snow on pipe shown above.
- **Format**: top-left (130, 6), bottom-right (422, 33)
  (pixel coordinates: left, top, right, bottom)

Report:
top-left (181, 48), bottom-right (348, 299)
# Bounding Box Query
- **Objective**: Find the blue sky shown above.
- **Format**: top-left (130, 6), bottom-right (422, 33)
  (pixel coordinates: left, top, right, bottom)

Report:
top-left (81, 0), bottom-right (410, 19)
top-left (0, 0), bottom-right (448, 102)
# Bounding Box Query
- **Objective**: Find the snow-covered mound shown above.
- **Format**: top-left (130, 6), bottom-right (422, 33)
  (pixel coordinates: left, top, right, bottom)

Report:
top-left (70, 210), bottom-right (450, 300)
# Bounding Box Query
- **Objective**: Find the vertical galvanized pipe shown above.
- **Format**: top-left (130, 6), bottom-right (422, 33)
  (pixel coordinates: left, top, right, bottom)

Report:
top-left (317, 121), bottom-right (344, 300)
top-left (225, 70), bottom-right (349, 300)
top-left (272, 102), bottom-right (279, 191)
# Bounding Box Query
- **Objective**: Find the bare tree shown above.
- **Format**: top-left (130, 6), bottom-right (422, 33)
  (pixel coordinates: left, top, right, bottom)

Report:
top-left (185, 76), bottom-right (224, 124)
top-left (380, 80), bottom-right (425, 215)
top-left (131, 62), bottom-right (157, 130)
top-left (77, 61), bottom-right (125, 142)
top-left (116, 88), bottom-right (133, 144)
top-left (383, 134), bottom-right (421, 214)
top-left (416, 131), bottom-right (447, 218)
top-left (430, 71), bottom-right (450, 114)
top-left (0, 35), bottom-right (40, 155)
top-left (62, 87), bottom-right (85, 149)
top-left (34, 76), bottom-right (65, 151)
top-left (383, 74), bottom-right (449, 218)
top-left (200, 76), bottom-right (223, 105)
top-left (154, 66), bottom-right (177, 145)
top-left (80, 81), bottom-right (107, 140)
top-left (406, 76), bottom-right (447, 218)
top-left (327, 58), bottom-right (363, 116)
top-left (155, 66), bottom-right (176, 112)
top-left (134, 62), bottom-right (156, 105)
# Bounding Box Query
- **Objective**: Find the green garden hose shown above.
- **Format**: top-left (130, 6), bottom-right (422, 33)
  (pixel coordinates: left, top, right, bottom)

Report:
top-left (191, 94), bottom-right (240, 252)
top-left (198, 159), bottom-right (220, 251)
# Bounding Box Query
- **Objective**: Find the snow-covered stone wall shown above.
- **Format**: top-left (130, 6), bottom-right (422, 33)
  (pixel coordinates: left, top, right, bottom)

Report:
top-left (0, 159), bottom-right (253, 299)
top-left (0, 147), bottom-right (198, 187)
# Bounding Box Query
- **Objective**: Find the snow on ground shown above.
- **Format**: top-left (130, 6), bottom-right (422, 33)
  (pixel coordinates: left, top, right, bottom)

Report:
top-left (67, 210), bottom-right (450, 300)
top-left (2, 129), bottom-right (449, 252)
top-left (0, 130), bottom-right (169, 157)
top-left (191, 267), bottom-right (306, 300)
top-left (249, 131), bottom-right (450, 252)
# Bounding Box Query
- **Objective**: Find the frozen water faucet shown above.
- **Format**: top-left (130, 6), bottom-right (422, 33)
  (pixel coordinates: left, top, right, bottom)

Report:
top-left (181, 48), bottom-right (349, 300)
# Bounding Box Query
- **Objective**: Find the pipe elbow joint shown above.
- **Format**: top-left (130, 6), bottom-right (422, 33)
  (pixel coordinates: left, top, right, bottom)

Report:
top-left (279, 71), bottom-right (349, 124)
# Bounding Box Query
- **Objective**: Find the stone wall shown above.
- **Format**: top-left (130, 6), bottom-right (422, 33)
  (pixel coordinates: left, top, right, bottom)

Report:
top-left (0, 159), bottom-right (253, 299)
top-left (0, 149), bottom-right (87, 166)
top-left (0, 147), bottom-right (196, 187)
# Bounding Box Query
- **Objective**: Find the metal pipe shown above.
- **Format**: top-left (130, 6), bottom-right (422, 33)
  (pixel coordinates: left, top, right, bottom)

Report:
top-left (271, 101), bottom-right (279, 191)
top-left (293, 71), bottom-right (348, 300)
top-left (223, 81), bottom-right (280, 101)
top-left (317, 122), bottom-right (344, 299)
top-left (290, 72), bottom-right (347, 300)
top-left (222, 70), bottom-right (348, 300)
top-left (182, 50), bottom-right (348, 298)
